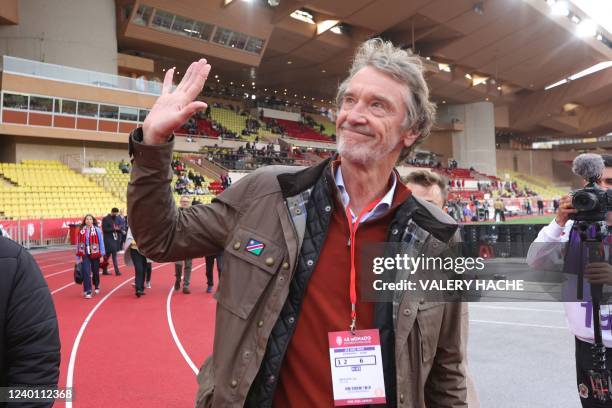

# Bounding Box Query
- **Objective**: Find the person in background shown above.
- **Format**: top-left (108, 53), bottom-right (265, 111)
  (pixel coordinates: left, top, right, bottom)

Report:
top-left (404, 169), bottom-right (480, 408)
top-left (119, 208), bottom-right (128, 249)
top-left (0, 224), bottom-right (10, 239)
top-left (0, 236), bottom-right (61, 406)
top-left (494, 198), bottom-right (506, 222)
top-left (119, 159), bottom-right (130, 174)
top-left (204, 254), bottom-right (222, 294)
top-left (101, 207), bottom-right (123, 276)
top-left (76, 214), bottom-right (106, 298)
top-left (527, 154), bottom-right (612, 407)
top-left (537, 197), bottom-right (545, 215)
top-left (124, 227), bottom-right (151, 297)
top-left (174, 196), bottom-right (193, 294)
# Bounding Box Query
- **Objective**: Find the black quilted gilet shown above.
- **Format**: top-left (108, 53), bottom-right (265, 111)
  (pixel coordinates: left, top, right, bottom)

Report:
top-left (245, 168), bottom-right (335, 407)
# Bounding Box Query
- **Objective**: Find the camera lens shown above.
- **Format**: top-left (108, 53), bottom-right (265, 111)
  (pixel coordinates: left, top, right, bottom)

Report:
top-left (572, 191), bottom-right (598, 211)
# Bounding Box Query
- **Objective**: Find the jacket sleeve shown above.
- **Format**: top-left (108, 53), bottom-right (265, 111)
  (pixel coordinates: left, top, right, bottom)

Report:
top-left (101, 216), bottom-right (112, 234)
top-left (97, 227), bottom-right (106, 257)
top-left (127, 132), bottom-right (239, 262)
top-left (424, 302), bottom-right (468, 408)
top-left (5, 245), bottom-right (61, 401)
top-left (526, 219), bottom-right (570, 271)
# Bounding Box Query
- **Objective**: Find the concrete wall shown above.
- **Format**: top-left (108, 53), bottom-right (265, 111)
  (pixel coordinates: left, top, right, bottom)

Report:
top-left (437, 102), bottom-right (497, 176)
top-left (496, 149), bottom-right (581, 185)
top-left (0, 0), bottom-right (117, 74)
top-left (261, 108), bottom-right (301, 122)
top-left (0, 135), bottom-right (15, 162)
top-left (419, 130), bottom-right (453, 166)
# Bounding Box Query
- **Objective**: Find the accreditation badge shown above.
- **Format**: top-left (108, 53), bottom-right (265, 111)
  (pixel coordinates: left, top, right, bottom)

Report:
top-left (327, 329), bottom-right (386, 406)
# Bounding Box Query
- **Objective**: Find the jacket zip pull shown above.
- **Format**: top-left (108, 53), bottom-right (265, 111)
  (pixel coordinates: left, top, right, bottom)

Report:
top-left (347, 237), bottom-right (351, 247)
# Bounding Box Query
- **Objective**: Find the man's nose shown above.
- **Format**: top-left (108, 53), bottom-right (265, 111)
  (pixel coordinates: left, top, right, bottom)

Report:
top-left (345, 101), bottom-right (368, 125)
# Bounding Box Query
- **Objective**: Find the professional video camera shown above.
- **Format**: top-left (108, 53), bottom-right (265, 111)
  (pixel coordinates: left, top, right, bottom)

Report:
top-left (570, 154), bottom-right (612, 222)
top-left (568, 153), bottom-right (612, 401)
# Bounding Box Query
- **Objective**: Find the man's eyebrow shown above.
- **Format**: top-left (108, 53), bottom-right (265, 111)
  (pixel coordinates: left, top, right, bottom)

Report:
top-left (343, 90), bottom-right (394, 108)
top-left (371, 93), bottom-right (393, 107)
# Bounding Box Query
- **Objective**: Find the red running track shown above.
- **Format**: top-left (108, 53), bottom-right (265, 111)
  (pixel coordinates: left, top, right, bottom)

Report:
top-left (34, 249), bottom-right (218, 407)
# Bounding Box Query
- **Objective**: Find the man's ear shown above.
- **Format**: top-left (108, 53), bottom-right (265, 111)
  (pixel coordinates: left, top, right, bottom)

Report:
top-left (402, 129), bottom-right (419, 148)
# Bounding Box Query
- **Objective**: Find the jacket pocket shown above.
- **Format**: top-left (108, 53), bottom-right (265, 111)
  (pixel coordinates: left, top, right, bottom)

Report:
top-left (196, 356), bottom-right (214, 408)
top-left (416, 302), bottom-right (444, 363)
top-left (217, 226), bottom-right (285, 320)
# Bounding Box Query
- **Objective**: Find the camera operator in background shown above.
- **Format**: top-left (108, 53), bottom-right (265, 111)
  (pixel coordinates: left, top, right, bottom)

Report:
top-left (527, 153), bottom-right (612, 407)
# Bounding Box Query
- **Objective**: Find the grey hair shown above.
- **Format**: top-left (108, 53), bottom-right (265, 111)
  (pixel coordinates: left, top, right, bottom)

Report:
top-left (335, 38), bottom-right (436, 161)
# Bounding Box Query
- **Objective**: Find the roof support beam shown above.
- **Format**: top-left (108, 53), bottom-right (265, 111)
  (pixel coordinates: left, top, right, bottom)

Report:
top-left (509, 68), bottom-right (612, 131)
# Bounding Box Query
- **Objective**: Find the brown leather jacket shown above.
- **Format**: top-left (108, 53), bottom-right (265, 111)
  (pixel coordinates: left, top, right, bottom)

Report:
top-left (127, 133), bottom-right (467, 408)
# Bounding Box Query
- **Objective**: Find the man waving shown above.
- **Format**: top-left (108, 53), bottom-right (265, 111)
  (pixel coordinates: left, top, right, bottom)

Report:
top-left (128, 39), bottom-right (466, 407)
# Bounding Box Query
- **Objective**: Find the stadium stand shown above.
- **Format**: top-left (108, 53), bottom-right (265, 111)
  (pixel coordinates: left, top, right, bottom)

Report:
top-left (0, 160), bottom-right (122, 219)
top-left (263, 118), bottom-right (331, 142)
top-left (498, 169), bottom-right (567, 199)
top-left (89, 159), bottom-right (219, 207)
top-left (309, 113), bottom-right (336, 137)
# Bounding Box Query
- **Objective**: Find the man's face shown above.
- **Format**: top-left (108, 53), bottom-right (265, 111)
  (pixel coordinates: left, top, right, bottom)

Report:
top-left (406, 183), bottom-right (444, 209)
top-left (336, 66), bottom-right (418, 166)
top-left (602, 167), bottom-right (612, 189)
top-left (180, 198), bottom-right (191, 208)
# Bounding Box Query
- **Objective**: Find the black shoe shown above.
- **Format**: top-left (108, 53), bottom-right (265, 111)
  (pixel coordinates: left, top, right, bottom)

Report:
top-left (136, 290), bottom-right (145, 297)
top-left (116, 272), bottom-right (122, 276)
top-left (102, 270), bottom-right (111, 275)
top-left (183, 286), bottom-right (191, 294)
top-left (174, 279), bottom-right (181, 291)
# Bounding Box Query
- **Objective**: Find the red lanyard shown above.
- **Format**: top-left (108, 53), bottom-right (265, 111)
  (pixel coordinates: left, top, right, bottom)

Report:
top-left (345, 197), bottom-right (383, 334)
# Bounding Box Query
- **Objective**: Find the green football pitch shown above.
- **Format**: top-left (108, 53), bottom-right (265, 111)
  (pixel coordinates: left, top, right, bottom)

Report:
top-left (475, 216), bottom-right (554, 225)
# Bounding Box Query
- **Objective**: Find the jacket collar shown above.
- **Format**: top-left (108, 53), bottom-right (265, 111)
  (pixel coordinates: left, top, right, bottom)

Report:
top-left (276, 156), bottom-right (334, 198)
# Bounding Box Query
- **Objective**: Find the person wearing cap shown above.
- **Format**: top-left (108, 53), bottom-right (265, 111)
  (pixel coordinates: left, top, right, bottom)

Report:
top-left (101, 207), bottom-right (123, 276)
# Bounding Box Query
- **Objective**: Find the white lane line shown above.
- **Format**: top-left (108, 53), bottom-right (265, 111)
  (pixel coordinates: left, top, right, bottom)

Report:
top-left (44, 261), bottom-right (126, 279)
top-left (469, 319), bottom-right (567, 330)
top-left (34, 251), bottom-right (73, 262)
top-left (470, 305), bottom-right (565, 314)
top-left (44, 267), bottom-right (73, 278)
top-left (50, 262), bottom-right (127, 295)
top-left (36, 254), bottom-right (77, 266)
top-left (65, 263), bottom-right (169, 407)
top-left (51, 282), bottom-right (75, 295)
top-left (38, 260), bottom-right (73, 269)
top-left (166, 262), bottom-right (207, 376)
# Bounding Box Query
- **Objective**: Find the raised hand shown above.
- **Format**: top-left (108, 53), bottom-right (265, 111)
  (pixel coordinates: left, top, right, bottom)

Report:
top-left (142, 58), bottom-right (211, 145)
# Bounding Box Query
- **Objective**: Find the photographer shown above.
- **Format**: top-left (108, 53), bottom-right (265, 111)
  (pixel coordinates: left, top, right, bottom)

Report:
top-left (527, 154), bottom-right (612, 407)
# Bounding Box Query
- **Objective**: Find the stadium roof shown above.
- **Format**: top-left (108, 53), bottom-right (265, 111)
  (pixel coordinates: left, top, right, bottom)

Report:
top-left (113, 0), bottom-right (611, 140)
